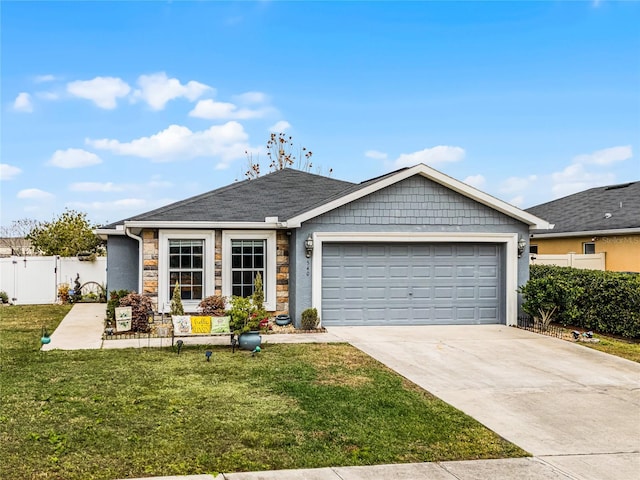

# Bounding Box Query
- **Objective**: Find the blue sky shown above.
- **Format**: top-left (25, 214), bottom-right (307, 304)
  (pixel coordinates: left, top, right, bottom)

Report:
top-left (2, 1), bottom-right (639, 228)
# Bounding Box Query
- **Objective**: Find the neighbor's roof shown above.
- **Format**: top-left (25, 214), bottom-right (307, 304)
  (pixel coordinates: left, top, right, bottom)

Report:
top-left (527, 181), bottom-right (640, 236)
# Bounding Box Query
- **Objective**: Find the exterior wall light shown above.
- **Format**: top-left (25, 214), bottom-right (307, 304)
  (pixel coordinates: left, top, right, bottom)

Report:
top-left (304, 234), bottom-right (314, 258)
top-left (517, 236), bottom-right (527, 258)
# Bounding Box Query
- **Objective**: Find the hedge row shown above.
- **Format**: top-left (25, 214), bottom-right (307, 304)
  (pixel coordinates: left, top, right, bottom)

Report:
top-left (522, 265), bottom-right (640, 338)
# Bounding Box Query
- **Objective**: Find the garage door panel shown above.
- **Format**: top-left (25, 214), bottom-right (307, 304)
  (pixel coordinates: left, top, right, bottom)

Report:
top-left (322, 242), bottom-right (503, 326)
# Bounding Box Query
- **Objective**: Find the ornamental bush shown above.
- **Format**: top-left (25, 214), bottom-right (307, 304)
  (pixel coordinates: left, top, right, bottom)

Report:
top-left (119, 292), bottom-right (153, 333)
top-left (301, 308), bottom-right (319, 330)
top-left (523, 265), bottom-right (640, 338)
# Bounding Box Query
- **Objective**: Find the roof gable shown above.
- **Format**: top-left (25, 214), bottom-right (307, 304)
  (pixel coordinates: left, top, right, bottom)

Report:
top-left (287, 164), bottom-right (550, 229)
top-left (527, 181), bottom-right (640, 235)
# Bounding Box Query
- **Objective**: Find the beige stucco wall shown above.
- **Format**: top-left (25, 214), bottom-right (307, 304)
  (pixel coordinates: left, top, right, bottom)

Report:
top-left (532, 233), bottom-right (640, 272)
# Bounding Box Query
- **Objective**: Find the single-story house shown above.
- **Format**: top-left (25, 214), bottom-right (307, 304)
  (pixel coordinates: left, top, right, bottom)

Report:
top-left (526, 181), bottom-right (640, 273)
top-left (97, 164), bottom-right (550, 327)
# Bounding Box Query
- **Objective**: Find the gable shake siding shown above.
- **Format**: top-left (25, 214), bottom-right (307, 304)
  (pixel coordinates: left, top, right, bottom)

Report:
top-left (306, 176), bottom-right (520, 228)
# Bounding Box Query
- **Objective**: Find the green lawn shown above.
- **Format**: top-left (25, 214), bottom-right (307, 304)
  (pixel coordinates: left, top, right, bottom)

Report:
top-left (574, 332), bottom-right (640, 363)
top-left (0, 305), bottom-right (526, 480)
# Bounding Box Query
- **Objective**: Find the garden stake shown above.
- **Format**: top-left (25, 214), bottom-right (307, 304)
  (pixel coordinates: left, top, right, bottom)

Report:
top-left (176, 339), bottom-right (184, 355)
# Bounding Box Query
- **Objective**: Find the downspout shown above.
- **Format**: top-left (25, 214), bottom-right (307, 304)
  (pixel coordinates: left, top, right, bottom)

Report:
top-left (125, 227), bottom-right (144, 294)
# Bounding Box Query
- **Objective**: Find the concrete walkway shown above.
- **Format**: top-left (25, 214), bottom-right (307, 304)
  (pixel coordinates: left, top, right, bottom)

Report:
top-left (45, 306), bottom-right (640, 479)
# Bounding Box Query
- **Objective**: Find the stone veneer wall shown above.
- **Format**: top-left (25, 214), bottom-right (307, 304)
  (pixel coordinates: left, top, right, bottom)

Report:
top-left (142, 229), bottom-right (159, 309)
top-left (275, 230), bottom-right (290, 315)
top-left (141, 228), bottom-right (289, 314)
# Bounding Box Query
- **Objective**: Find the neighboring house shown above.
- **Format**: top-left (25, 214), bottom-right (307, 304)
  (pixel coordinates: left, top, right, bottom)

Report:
top-left (526, 181), bottom-right (640, 273)
top-left (0, 237), bottom-right (35, 257)
top-left (97, 164), bottom-right (550, 327)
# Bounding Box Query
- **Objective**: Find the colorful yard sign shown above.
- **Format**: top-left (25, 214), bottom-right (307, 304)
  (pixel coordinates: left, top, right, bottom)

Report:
top-left (115, 306), bottom-right (132, 332)
top-left (211, 316), bottom-right (231, 334)
top-left (172, 315), bottom-right (191, 334)
top-left (190, 316), bottom-right (212, 334)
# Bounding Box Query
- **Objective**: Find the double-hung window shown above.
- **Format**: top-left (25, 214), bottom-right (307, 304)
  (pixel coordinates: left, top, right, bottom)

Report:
top-left (159, 230), bottom-right (215, 312)
top-left (222, 231), bottom-right (276, 311)
top-left (169, 239), bottom-right (204, 300)
top-left (231, 240), bottom-right (265, 297)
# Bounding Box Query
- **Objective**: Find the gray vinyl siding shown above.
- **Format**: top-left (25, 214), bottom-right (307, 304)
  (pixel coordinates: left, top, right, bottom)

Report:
top-left (106, 236), bottom-right (139, 293)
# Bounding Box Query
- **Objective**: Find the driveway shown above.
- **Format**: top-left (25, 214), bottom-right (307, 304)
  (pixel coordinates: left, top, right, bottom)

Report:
top-left (327, 325), bottom-right (640, 480)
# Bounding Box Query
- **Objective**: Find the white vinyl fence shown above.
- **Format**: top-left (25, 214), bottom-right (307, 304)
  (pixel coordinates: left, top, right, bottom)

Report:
top-left (530, 253), bottom-right (605, 270)
top-left (0, 256), bottom-right (106, 305)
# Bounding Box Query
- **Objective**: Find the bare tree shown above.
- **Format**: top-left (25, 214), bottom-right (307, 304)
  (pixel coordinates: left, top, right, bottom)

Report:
top-left (244, 133), bottom-right (317, 180)
top-left (0, 219), bottom-right (40, 256)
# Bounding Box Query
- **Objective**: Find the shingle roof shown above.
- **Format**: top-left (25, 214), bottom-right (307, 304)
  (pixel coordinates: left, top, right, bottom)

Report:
top-left (526, 181), bottom-right (640, 234)
top-left (103, 168), bottom-right (356, 227)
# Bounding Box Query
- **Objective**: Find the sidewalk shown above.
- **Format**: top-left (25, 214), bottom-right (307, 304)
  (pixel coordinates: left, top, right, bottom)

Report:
top-left (120, 457), bottom-right (586, 479)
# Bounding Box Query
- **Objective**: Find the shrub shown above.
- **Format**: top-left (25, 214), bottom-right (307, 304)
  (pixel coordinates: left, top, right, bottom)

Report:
top-left (519, 276), bottom-right (582, 330)
top-left (227, 296), bottom-right (260, 335)
top-left (199, 295), bottom-right (227, 316)
top-left (106, 290), bottom-right (130, 322)
top-left (57, 284), bottom-right (70, 304)
top-left (170, 281), bottom-right (185, 316)
top-left (0, 290), bottom-right (8, 304)
top-left (118, 292), bottom-right (153, 333)
top-left (301, 308), bottom-right (319, 330)
top-left (524, 265), bottom-right (640, 338)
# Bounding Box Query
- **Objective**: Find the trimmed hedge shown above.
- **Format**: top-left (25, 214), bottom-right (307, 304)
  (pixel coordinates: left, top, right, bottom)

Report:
top-left (523, 265), bottom-right (640, 338)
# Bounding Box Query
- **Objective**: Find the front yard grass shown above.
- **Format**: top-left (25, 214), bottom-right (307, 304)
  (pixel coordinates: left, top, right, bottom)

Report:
top-left (572, 331), bottom-right (640, 363)
top-left (1, 305), bottom-right (526, 479)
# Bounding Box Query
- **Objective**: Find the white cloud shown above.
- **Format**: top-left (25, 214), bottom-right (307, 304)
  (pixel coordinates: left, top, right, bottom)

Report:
top-left (365, 150), bottom-right (388, 160)
top-left (36, 91), bottom-right (60, 101)
top-left (463, 174), bottom-right (486, 189)
top-left (87, 121), bottom-right (250, 166)
top-left (189, 99), bottom-right (267, 120)
top-left (393, 146), bottom-right (465, 168)
top-left (69, 179), bottom-right (173, 193)
top-left (550, 163), bottom-right (615, 199)
top-left (69, 198), bottom-right (148, 210)
top-left (269, 121), bottom-right (291, 132)
top-left (17, 188), bottom-right (54, 200)
top-left (49, 148), bottom-right (102, 169)
top-left (500, 175), bottom-right (538, 194)
top-left (0, 164), bottom-right (22, 181)
top-left (572, 145), bottom-right (632, 166)
top-left (133, 72), bottom-right (212, 110)
top-left (13, 92), bottom-right (33, 112)
top-left (67, 76), bottom-right (131, 109)
top-left (34, 74), bottom-right (56, 83)
top-left (234, 91), bottom-right (268, 104)
top-left (69, 182), bottom-right (124, 193)
top-left (509, 195), bottom-right (525, 207)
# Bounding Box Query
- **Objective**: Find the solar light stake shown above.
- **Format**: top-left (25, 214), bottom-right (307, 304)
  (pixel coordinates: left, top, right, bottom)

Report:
top-left (176, 339), bottom-right (184, 355)
top-left (205, 350), bottom-right (212, 361)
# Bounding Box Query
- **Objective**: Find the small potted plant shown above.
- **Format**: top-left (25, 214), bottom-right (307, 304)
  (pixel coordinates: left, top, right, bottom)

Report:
top-left (227, 273), bottom-right (268, 350)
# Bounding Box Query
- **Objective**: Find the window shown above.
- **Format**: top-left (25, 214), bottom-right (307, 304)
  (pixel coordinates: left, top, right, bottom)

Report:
top-left (169, 239), bottom-right (203, 300)
top-left (529, 244), bottom-right (538, 254)
top-left (159, 230), bottom-right (215, 312)
top-left (222, 231), bottom-right (276, 311)
top-left (583, 242), bottom-right (596, 254)
top-left (231, 239), bottom-right (265, 297)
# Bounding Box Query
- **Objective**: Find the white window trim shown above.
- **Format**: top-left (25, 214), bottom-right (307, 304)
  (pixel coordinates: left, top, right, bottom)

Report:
top-left (222, 230), bottom-right (277, 311)
top-left (158, 230), bottom-right (215, 313)
top-left (310, 232), bottom-right (520, 327)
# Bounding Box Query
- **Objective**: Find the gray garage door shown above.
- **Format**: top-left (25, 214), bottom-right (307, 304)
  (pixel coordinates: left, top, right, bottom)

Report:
top-left (322, 243), bottom-right (503, 326)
